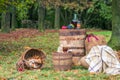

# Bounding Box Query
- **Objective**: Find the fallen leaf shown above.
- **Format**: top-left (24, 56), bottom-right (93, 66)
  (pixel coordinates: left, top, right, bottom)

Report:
top-left (67, 77), bottom-right (74, 80)
top-left (24, 46), bottom-right (31, 50)
top-left (0, 66), bottom-right (2, 70)
top-left (89, 72), bottom-right (99, 75)
top-left (72, 70), bottom-right (79, 74)
top-left (54, 77), bottom-right (59, 80)
top-left (0, 56), bottom-right (3, 60)
top-left (0, 77), bottom-right (6, 80)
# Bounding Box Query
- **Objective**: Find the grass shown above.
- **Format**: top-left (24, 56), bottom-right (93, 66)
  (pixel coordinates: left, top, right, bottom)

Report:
top-left (0, 30), bottom-right (120, 80)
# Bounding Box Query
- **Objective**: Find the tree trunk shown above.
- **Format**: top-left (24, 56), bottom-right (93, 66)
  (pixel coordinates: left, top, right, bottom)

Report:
top-left (11, 6), bottom-right (17, 31)
top-left (54, 6), bottom-right (60, 29)
top-left (1, 12), bottom-right (10, 33)
top-left (38, 1), bottom-right (45, 32)
top-left (108, 0), bottom-right (120, 50)
top-left (65, 10), bottom-right (69, 25)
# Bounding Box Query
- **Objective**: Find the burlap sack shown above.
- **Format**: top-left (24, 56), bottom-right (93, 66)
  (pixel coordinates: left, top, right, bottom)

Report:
top-left (85, 34), bottom-right (106, 54)
top-left (80, 56), bottom-right (89, 68)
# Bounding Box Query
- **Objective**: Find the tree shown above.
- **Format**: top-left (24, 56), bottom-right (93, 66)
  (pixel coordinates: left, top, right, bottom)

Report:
top-left (108, 0), bottom-right (120, 50)
top-left (1, 12), bottom-right (10, 33)
top-left (54, 6), bottom-right (60, 29)
top-left (0, 0), bottom-right (17, 32)
top-left (54, 0), bottom-right (85, 29)
top-left (0, 0), bottom-right (11, 33)
top-left (11, 5), bottom-right (17, 30)
top-left (38, 0), bottom-right (45, 32)
top-left (45, 0), bottom-right (61, 29)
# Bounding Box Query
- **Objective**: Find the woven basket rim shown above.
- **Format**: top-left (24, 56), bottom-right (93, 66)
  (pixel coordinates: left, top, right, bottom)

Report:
top-left (21, 48), bottom-right (46, 60)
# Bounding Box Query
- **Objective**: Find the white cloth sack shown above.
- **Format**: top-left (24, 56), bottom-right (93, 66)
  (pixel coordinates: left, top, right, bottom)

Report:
top-left (85, 45), bottom-right (120, 75)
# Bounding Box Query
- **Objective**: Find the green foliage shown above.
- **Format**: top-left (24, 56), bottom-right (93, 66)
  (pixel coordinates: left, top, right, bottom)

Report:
top-left (16, 0), bottom-right (36, 20)
top-left (81, 0), bottom-right (112, 30)
top-left (44, 9), bottom-right (55, 29)
top-left (0, 0), bottom-right (112, 30)
top-left (0, 0), bottom-right (17, 12)
top-left (0, 0), bottom-right (9, 12)
top-left (17, 2), bottom-right (29, 20)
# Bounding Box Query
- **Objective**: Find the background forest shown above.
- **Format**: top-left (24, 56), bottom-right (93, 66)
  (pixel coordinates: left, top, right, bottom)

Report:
top-left (0, 0), bottom-right (112, 32)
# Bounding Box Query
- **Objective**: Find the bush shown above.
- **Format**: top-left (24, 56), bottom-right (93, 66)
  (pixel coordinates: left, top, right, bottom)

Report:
top-left (21, 20), bottom-right (37, 28)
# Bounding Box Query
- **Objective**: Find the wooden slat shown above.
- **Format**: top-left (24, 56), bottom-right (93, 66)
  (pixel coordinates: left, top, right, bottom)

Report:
top-left (59, 40), bottom-right (85, 47)
top-left (59, 29), bottom-right (86, 36)
top-left (59, 35), bottom-right (86, 40)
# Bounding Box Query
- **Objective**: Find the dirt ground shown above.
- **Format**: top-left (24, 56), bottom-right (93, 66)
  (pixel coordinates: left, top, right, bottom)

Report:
top-left (0, 29), bottom-right (58, 42)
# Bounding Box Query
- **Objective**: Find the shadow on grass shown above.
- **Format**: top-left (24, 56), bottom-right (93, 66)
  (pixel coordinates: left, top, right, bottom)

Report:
top-left (42, 67), bottom-right (53, 71)
top-left (42, 66), bottom-right (87, 71)
top-left (72, 66), bottom-right (87, 70)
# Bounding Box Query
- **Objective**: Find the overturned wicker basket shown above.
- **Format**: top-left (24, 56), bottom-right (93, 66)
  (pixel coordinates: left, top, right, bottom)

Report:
top-left (16, 48), bottom-right (46, 71)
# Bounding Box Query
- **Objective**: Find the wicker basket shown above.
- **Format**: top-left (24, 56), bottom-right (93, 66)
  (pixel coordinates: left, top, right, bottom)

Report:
top-left (52, 52), bottom-right (72, 71)
top-left (16, 48), bottom-right (46, 71)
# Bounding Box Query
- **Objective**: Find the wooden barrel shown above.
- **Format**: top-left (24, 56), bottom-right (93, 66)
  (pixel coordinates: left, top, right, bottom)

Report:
top-left (52, 52), bottom-right (72, 71)
top-left (59, 29), bottom-right (86, 66)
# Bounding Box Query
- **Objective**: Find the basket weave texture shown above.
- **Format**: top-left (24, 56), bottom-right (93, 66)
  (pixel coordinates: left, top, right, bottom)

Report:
top-left (16, 48), bottom-right (46, 71)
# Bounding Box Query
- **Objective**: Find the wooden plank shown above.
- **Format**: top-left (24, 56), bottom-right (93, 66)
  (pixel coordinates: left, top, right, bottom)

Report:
top-left (59, 40), bottom-right (85, 47)
top-left (59, 29), bottom-right (86, 36)
top-left (59, 35), bottom-right (86, 40)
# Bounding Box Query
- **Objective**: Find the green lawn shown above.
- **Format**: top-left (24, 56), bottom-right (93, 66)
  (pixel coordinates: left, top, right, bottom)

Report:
top-left (0, 30), bottom-right (120, 80)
